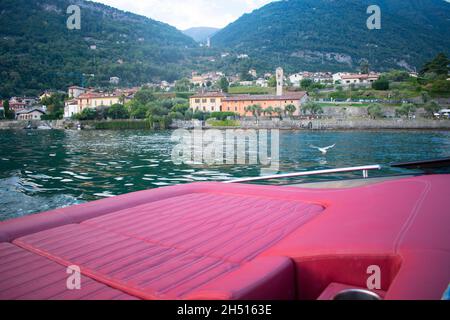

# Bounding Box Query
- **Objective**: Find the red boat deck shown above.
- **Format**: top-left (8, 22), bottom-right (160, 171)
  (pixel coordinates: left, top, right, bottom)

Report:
top-left (0, 175), bottom-right (449, 300)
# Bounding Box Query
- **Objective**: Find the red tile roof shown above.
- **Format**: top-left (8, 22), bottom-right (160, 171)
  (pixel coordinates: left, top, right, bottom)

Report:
top-left (223, 92), bottom-right (307, 102)
top-left (340, 73), bottom-right (380, 80)
top-left (190, 92), bottom-right (229, 99)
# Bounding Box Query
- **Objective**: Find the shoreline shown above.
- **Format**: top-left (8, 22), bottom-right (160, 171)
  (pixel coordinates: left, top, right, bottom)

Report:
top-left (1, 119), bottom-right (450, 131)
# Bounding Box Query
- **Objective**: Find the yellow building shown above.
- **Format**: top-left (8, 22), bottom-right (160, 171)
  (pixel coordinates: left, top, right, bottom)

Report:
top-left (77, 92), bottom-right (122, 111)
top-left (189, 92), bottom-right (228, 113)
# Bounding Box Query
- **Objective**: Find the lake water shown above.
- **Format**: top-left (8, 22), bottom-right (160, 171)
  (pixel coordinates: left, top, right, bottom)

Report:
top-left (1, 129), bottom-right (449, 221)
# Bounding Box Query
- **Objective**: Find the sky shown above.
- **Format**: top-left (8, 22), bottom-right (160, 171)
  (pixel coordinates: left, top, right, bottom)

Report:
top-left (95, 0), bottom-right (274, 30)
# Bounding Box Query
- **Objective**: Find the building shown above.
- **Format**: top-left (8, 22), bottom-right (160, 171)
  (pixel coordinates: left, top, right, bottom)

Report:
top-left (255, 78), bottom-right (269, 87)
top-left (39, 91), bottom-right (53, 100)
top-left (332, 72), bottom-right (346, 84)
top-left (68, 86), bottom-right (87, 99)
top-left (110, 77), bottom-right (120, 85)
top-left (191, 72), bottom-right (223, 87)
top-left (188, 68), bottom-right (308, 116)
top-left (335, 73), bottom-right (380, 85)
top-left (189, 92), bottom-right (228, 113)
top-left (222, 92), bottom-right (308, 117)
top-left (77, 92), bottom-right (122, 111)
top-left (289, 73), bottom-right (305, 87)
top-left (64, 99), bottom-right (80, 119)
top-left (290, 72), bottom-right (333, 87)
top-left (249, 69), bottom-right (257, 78)
top-left (16, 108), bottom-right (46, 121)
top-left (276, 68), bottom-right (284, 96)
top-left (64, 87), bottom-right (136, 118)
top-left (8, 97), bottom-right (38, 112)
top-left (191, 73), bottom-right (207, 86)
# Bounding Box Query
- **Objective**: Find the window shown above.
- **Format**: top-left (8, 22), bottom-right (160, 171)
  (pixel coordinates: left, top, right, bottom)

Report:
top-left (202, 99), bottom-right (207, 103)
top-left (210, 99), bottom-right (216, 103)
top-left (211, 107), bottom-right (215, 111)
top-left (195, 99), bottom-right (200, 103)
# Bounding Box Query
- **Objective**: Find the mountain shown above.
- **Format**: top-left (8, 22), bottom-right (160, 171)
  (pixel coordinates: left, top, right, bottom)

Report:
top-left (0, 0), bottom-right (198, 97)
top-left (183, 27), bottom-right (220, 43)
top-left (212, 0), bottom-right (450, 73)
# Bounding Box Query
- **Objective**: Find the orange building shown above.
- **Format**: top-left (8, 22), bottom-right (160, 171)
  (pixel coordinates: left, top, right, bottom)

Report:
top-left (221, 92), bottom-right (308, 116)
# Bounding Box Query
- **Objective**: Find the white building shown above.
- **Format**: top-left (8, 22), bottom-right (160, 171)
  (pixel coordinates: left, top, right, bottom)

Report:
top-left (340, 73), bottom-right (380, 86)
top-left (64, 99), bottom-right (80, 119)
top-left (16, 108), bottom-right (46, 121)
top-left (289, 73), bottom-right (305, 87)
top-left (333, 73), bottom-right (346, 84)
top-left (110, 77), bottom-right (120, 85)
top-left (332, 73), bottom-right (380, 85)
top-left (255, 78), bottom-right (268, 87)
top-left (249, 69), bottom-right (257, 78)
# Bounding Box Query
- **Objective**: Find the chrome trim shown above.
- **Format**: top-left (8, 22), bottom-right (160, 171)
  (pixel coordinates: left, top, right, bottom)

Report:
top-left (224, 165), bottom-right (382, 184)
top-left (333, 289), bottom-right (382, 300)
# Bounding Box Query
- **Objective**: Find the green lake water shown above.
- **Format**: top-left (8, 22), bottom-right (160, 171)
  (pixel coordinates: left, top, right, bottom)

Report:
top-left (1, 129), bottom-right (449, 221)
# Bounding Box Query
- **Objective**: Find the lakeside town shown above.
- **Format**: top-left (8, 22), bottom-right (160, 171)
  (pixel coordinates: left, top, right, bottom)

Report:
top-left (1, 53), bottom-right (449, 129)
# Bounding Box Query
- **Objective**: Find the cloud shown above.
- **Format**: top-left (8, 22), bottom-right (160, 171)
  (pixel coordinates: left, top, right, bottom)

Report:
top-left (95, 0), bottom-right (273, 29)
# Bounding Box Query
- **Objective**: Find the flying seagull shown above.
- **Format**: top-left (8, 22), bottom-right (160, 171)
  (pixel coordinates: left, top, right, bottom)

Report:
top-left (310, 144), bottom-right (336, 155)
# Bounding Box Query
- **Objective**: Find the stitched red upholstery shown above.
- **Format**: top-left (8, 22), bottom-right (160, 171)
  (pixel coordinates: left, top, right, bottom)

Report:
top-left (0, 175), bottom-right (449, 300)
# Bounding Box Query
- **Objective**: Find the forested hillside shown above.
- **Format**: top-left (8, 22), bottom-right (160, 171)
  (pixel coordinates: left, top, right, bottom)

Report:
top-left (0, 0), bottom-right (199, 96)
top-left (212, 0), bottom-right (450, 73)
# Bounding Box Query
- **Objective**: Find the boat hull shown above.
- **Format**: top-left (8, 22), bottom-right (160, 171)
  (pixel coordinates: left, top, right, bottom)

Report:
top-left (0, 175), bottom-right (449, 300)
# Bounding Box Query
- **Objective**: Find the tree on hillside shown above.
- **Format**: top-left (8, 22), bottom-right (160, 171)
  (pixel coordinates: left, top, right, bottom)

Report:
top-left (263, 106), bottom-right (274, 117)
top-left (107, 104), bottom-right (129, 119)
top-left (128, 100), bottom-right (149, 119)
top-left (367, 104), bottom-right (384, 119)
top-left (218, 77), bottom-right (229, 93)
top-left (74, 108), bottom-right (97, 121)
top-left (300, 79), bottom-right (314, 89)
top-left (174, 78), bottom-right (192, 92)
top-left (360, 60), bottom-right (370, 74)
top-left (134, 88), bottom-right (156, 105)
top-left (41, 93), bottom-right (66, 119)
top-left (268, 76), bottom-right (277, 88)
top-left (396, 103), bottom-right (417, 119)
top-left (3, 100), bottom-right (14, 120)
top-left (424, 102), bottom-right (441, 118)
top-left (421, 92), bottom-right (431, 104)
top-left (285, 104), bottom-right (297, 118)
top-left (245, 104), bottom-right (262, 122)
top-left (420, 53), bottom-right (450, 77)
top-left (302, 102), bottom-right (323, 116)
top-left (372, 78), bottom-right (390, 90)
top-left (274, 107), bottom-right (283, 120)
